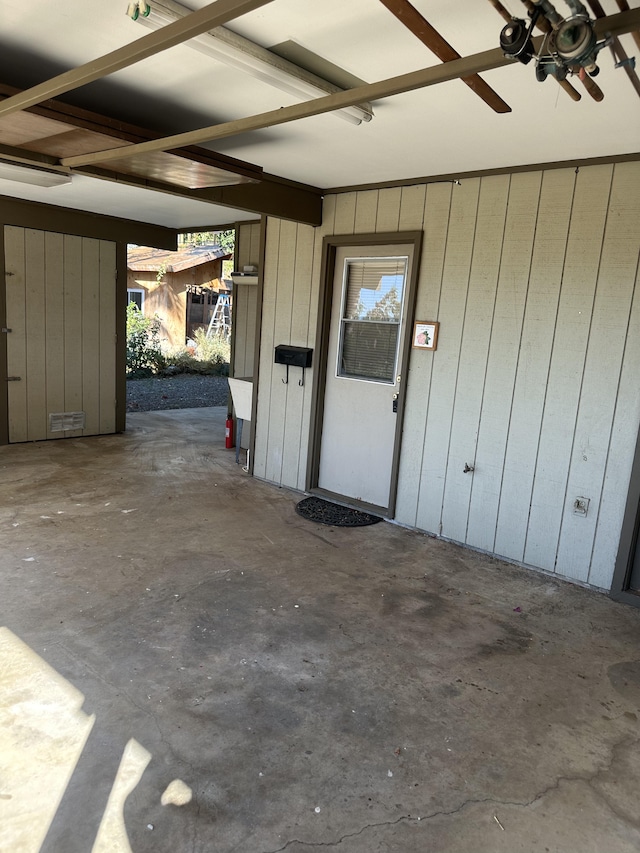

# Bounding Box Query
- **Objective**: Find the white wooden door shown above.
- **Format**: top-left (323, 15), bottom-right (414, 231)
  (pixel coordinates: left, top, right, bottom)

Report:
top-left (4, 226), bottom-right (117, 443)
top-left (317, 243), bottom-right (414, 511)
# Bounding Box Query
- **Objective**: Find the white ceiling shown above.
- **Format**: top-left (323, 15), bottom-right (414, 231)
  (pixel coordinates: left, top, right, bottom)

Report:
top-left (0, 174), bottom-right (258, 229)
top-left (1, 0), bottom-right (638, 228)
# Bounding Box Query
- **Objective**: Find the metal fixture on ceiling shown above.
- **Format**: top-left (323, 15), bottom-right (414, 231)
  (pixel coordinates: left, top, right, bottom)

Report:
top-left (131, 0), bottom-right (374, 125)
top-left (499, 0), bottom-right (636, 96)
top-left (0, 160), bottom-right (72, 187)
top-left (126, 1), bottom-right (151, 20)
top-left (487, 0), bottom-right (582, 99)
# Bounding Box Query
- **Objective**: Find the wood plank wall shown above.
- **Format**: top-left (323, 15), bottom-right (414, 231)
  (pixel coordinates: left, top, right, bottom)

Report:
top-left (4, 226), bottom-right (117, 442)
top-left (253, 162), bottom-right (640, 590)
top-left (232, 221), bottom-right (261, 380)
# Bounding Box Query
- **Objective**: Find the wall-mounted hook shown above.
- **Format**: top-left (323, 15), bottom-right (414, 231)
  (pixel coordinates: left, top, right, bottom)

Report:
top-left (463, 462), bottom-right (474, 473)
top-left (275, 345), bottom-right (313, 386)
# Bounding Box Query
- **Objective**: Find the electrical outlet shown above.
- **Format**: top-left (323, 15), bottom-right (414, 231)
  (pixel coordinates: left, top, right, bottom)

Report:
top-left (573, 497), bottom-right (590, 517)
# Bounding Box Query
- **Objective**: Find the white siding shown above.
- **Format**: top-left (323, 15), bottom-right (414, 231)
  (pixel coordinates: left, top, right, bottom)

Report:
top-left (232, 221), bottom-right (261, 380)
top-left (253, 162), bottom-right (640, 591)
top-left (253, 218), bottom-right (320, 490)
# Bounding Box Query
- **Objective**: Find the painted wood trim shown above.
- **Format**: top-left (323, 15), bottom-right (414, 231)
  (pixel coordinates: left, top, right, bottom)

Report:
top-left (610, 420), bottom-right (640, 601)
top-left (25, 229), bottom-right (47, 441)
top-left (326, 153), bottom-right (640, 195)
top-left (306, 230), bottom-right (424, 507)
top-left (246, 217), bottom-right (266, 472)
top-left (253, 217), bottom-right (276, 481)
top-left (0, 196), bottom-right (176, 250)
top-left (44, 232), bottom-right (65, 439)
top-left (81, 238), bottom-right (101, 436)
top-left (115, 242), bottom-right (127, 433)
top-left (0, 227), bottom-right (9, 445)
top-left (99, 241), bottom-right (117, 434)
top-left (5, 227), bottom-right (28, 442)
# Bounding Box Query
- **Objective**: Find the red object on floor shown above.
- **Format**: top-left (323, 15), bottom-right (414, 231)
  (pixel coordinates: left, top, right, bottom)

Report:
top-left (225, 414), bottom-right (234, 449)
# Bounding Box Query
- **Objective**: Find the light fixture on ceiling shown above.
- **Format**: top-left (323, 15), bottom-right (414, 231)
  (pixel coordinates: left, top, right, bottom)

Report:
top-left (0, 160), bottom-right (72, 188)
top-left (132, 0), bottom-right (373, 126)
top-left (126, 1), bottom-right (151, 21)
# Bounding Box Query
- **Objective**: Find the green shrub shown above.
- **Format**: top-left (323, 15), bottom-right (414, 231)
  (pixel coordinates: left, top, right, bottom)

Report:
top-left (126, 303), bottom-right (165, 378)
top-left (160, 330), bottom-right (230, 376)
top-left (193, 328), bottom-right (230, 365)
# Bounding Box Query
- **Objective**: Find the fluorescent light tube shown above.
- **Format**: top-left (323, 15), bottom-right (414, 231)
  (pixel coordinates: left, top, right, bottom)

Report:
top-left (135, 3), bottom-right (373, 126)
top-left (0, 161), bottom-right (72, 187)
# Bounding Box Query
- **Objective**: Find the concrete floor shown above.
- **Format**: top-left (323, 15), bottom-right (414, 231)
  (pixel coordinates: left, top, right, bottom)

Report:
top-left (1, 407), bottom-right (640, 853)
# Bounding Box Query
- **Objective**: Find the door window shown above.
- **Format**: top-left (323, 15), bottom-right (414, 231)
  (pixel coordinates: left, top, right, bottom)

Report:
top-left (337, 256), bottom-right (407, 383)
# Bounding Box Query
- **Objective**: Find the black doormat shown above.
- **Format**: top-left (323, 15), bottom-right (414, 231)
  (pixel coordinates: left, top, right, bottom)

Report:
top-left (295, 496), bottom-right (383, 527)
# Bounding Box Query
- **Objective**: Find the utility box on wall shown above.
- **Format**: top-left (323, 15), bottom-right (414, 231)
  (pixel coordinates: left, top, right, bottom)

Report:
top-left (274, 345), bottom-right (313, 368)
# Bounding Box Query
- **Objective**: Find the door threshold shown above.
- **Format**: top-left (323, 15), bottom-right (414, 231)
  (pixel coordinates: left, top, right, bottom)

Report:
top-left (310, 487), bottom-right (389, 519)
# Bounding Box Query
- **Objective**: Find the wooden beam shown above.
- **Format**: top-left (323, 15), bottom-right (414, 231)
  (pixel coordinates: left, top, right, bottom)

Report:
top-left (614, 0), bottom-right (640, 52)
top-left (139, 0), bottom-right (374, 121)
top-left (486, 0), bottom-right (582, 101)
top-left (0, 0), bottom-right (275, 119)
top-left (0, 194), bottom-right (178, 249)
top-left (77, 165), bottom-right (324, 226)
top-left (60, 47), bottom-right (522, 168)
top-left (378, 0), bottom-right (511, 113)
top-left (586, 0), bottom-right (640, 99)
top-left (61, 7), bottom-right (640, 170)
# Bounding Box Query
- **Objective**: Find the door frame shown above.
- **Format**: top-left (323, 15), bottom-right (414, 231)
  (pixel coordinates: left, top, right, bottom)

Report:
top-left (0, 226), bottom-right (7, 446)
top-left (306, 231), bottom-right (423, 518)
top-left (611, 422), bottom-right (640, 608)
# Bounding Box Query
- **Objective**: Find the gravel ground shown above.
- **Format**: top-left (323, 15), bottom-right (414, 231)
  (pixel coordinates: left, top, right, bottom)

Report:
top-left (126, 374), bottom-right (230, 412)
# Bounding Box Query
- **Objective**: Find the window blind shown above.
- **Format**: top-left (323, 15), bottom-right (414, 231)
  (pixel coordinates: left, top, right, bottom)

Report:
top-left (338, 256), bottom-right (407, 383)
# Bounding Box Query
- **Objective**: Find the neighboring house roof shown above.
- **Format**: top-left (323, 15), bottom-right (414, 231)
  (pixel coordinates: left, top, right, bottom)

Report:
top-left (127, 244), bottom-right (232, 274)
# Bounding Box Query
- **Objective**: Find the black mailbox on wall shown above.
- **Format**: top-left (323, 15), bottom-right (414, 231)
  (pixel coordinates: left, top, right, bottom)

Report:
top-left (274, 345), bottom-right (313, 368)
top-left (275, 345), bottom-right (313, 386)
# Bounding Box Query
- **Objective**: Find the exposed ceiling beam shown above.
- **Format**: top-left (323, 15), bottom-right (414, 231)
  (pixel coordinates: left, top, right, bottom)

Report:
top-left (0, 83), bottom-right (322, 224)
top-left (378, 0), bottom-right (511, 113)
top-left (486, 0), bottom-right (582, 101)
top-left (614, 0), bottom-right (640, 52)
top-left (586, 0), bottom-right (640, 99)
top-left (61, 7), bottom-right (640, 171)
top-left (0, 0), bottom-right (275, 119)
top-left (78, 165), bottom-right (323, 226)
top-left (519, 0), bottom-right (605, 100)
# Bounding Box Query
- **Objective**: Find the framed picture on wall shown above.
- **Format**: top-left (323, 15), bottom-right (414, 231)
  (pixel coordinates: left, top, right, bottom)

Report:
top-left (412, 321), bottom-right (439, 351)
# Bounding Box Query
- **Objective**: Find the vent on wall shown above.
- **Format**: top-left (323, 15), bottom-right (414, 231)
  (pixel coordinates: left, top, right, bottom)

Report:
top-left (49, 412), bottom-right (86, 432)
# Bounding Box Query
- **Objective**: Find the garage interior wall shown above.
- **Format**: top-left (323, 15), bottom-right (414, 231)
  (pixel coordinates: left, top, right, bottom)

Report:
top-left (4, 226), bottom-right (117, 442)
top-left (232, 220), bottom-right (262, 381)
top-left (253, 161), bottom-right (640, 592)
